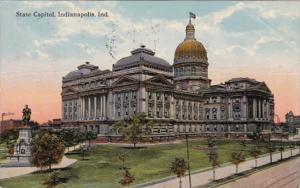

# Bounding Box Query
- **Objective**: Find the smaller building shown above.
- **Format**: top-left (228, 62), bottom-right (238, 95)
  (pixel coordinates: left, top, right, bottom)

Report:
top-left (0, 119), bottom-right (23, 134)
top-left (285, 111), bottom-right (300, 132)
top-left (38, 118), bottom-right (62, 130)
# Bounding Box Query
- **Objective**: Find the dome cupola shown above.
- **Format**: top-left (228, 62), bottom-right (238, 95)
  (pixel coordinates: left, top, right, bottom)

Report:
top-left (173, 13), bottom-right (211, 92)
top-left (174, 18), bottom-right (207, 65)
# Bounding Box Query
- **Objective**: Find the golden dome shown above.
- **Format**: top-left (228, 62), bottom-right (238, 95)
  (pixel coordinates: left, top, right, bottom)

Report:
top-left (174, 39), bottom-right (207, 62)
top-left (174, 21), bottom-right (207, 64)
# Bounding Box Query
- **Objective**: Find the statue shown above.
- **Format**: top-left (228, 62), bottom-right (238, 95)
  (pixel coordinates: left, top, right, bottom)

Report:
top-left (22, 104), bottom-right (31, 126)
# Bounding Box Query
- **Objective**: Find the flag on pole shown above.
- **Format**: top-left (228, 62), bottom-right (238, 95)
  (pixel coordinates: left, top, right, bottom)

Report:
top-left (189, 12), bottom-right (196, 19)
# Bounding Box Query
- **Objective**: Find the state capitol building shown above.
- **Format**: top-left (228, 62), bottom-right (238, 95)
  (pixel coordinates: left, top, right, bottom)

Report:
top-left (61, 18), bottom-right (274, 138)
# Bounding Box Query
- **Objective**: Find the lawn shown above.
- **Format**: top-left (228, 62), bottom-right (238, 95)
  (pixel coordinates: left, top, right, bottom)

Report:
top-left (0, 140), bottom-right (268, 188)
top-left (0, 143), bottom-right (8, 163)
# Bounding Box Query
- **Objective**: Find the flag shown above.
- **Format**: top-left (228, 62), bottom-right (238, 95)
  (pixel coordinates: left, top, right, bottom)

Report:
top-left (189, 12), bottom-right (196, 19)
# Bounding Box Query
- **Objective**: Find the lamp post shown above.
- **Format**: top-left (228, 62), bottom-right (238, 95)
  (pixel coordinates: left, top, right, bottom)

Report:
top-left (185, 134), bottom-right (192, 188)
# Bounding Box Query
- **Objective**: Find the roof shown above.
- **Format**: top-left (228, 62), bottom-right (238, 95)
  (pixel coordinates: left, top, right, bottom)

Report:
top-left (64, 61), bottom-right (100, 80)
top-left (225, 77), bottom-right (258, 84)
top-left (113, 45), bottom-right (171, 71)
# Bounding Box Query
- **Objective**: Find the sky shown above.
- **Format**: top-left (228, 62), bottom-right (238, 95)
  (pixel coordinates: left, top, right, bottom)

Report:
top-left (0, 1), bottom-right (299, 124)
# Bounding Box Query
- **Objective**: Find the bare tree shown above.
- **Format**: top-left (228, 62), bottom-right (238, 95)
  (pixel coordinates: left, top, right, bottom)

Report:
top-left (230, 152), bottom-right (245, 174)
top-left (171, 157), bottom-right (187, 188)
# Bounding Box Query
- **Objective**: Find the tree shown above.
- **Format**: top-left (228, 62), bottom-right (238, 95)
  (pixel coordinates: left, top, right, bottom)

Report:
top-left (59, 129), bottom-right (75, 152)
top-left (0, 129), bottom-right (18, 145)
top-left (31, 132), bottom-right (65, 170)
top-left (118, 153), bottom-right (134, 187)
top-left (73, 130), bottom-right (85, 149)
top-left (7, 143), bottom-right (15, 155)
top-left (43, 171), bottom-right (61, 188)
top-left (268, 143), bottom-right (276, 163)
top-left (113, 113), bottom-right (153, 148)
top-left (207, 148), bottom-right (219, 181)
top-left (249, 146), bottom-right (261, 168)
top-left (119, 169), bottom-right (135, 187)
top-left (230, 152), bottom-right (245, 174)
top-left (279, 145), bottom-right (285, 161)
top-left (85, 131), bottom-right (97, 148)
top-left (289, 144), bottom-right (295, 157)
top-left (171, 157), bottom-right (187, 188)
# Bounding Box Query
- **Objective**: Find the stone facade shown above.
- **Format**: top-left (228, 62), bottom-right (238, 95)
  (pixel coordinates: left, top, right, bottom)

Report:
top-left (61, 19), bottom-right (274, 138)
top-left (285, 111), bottom-right (300, 132)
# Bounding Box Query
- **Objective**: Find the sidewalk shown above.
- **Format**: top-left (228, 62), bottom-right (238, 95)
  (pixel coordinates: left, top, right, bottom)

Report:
top-left (218, 157), bottom-right (300, 188)
top-left (0, 144), bottom-right (81, 180)
top-left (138, 148), bottom-right (300, 188)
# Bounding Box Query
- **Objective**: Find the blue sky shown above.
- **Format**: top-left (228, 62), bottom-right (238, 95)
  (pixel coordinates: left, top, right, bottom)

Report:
top-left (0, 1), bottom-right (299, 122)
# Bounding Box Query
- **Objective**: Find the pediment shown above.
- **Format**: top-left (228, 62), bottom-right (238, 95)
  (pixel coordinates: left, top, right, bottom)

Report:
top-left (145, 74), bottom-right (173, 86)
top-left (64, 87), bottom-right (77, 93)
top-left (251, 82), bottom-right (271, 93)
top-left (111, 75), bottom-right (139, 86)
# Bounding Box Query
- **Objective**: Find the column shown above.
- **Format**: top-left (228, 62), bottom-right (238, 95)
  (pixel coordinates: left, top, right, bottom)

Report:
top-left (100, 95), bottom-right (103, 120)
top-left (81, 98), bottom-right (84, 120)
top-left (107, 92), bottom-right (113, 120)
top-left (243, 96), bottom-right (247, 119)
top-left (153, 92), bottom-right (157, 118)
top-left (266, 100), bottom-right (269, 120)
top-left (71, 100), bottom-right (74, 120)
top-left (103, 95), bottom-right (106, 120)
top-left (162, 92), bottom-right (165, 118)
top-left (62, 101), bottom-right (64, 121)
top-left (262, 99), bottom-right (265, 119)
top-left (170, 95), bottom-right (174, 119)
top-left (258, 99), bottom-right (261, 119)
top-left (253, 98), bottom-right (257, 119)
top-left (66, 101), bottom-right (69, 120)
top-left (141, 88), bottom-right (146, 114)
top-left (84, 97), bottom-right (87, 120)
top-left (112, 94), bottom-right (115, 119)
top-left (180, 100), bottom-right (183, 119)
top-left (78, 98), bottom-right (81, 120)
top-left (88, 96), bottom-right (91, 120)
top-left (228, 98), bottom-right (233, 120)
top-left (94, 96), bottom-right (97, 120)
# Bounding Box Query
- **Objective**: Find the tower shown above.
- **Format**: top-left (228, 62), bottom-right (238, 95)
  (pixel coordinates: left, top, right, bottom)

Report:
top-left (173, 16), bottom-right (211, 92)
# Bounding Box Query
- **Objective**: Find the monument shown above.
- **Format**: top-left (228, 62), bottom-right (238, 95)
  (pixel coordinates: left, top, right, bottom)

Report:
top-left (8, 105), bottom-right (33, 166)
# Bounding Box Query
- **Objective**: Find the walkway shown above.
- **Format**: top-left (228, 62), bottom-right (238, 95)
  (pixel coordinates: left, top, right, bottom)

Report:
top-left (140, 148), bottom-right (300, 188)
top-left (0, 144), bottom-right (81, 180)
top-left (218, 157), bottom-right (300, 188)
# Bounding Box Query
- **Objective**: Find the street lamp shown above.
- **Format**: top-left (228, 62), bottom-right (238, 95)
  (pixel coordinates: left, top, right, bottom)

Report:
top-left (185, 134), bottom-right (192, 188)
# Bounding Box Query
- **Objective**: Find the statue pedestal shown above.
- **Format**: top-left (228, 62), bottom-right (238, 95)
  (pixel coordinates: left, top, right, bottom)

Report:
top-left (7, 127), bottom-right (32, 166)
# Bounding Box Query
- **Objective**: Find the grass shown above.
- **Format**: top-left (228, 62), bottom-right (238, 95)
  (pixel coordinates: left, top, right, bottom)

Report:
top-left (0, 140), bottom-right (268, 188)
top-left (0, 143), bottom-right (8, 163)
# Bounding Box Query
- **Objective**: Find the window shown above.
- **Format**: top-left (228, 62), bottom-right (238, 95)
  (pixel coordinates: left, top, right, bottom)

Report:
top-left (212, 97), bottom-right (217, 103)
top-left (191, 66), bottom-right (196, 75)
top-left (157, 93), bottom-right (161, 101)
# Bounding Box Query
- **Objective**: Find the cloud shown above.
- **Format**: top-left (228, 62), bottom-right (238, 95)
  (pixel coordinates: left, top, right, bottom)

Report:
top-left (33, 37), bottom-right (68, 47)
top-left (77, 43), bottom-right (97, 55)
top-left (35, 50), bottom-right (49, 58)
top-left (211, 2), bottom-right (246, 25)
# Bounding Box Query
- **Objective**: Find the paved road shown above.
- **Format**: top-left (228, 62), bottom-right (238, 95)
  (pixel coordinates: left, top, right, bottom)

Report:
top-left (141, 148), bottom-right (300, 188)
top-left (218, 157), bottom-right (300, 188)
